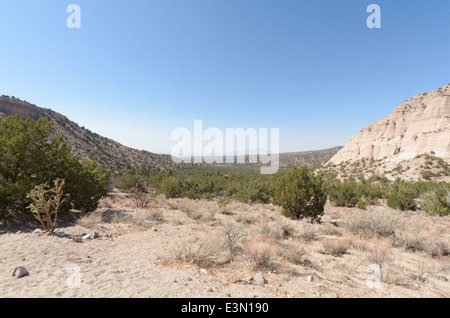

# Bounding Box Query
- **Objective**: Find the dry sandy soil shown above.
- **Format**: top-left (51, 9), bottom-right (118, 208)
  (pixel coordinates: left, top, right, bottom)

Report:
top-left (1, 191), bottom-right (449, 298)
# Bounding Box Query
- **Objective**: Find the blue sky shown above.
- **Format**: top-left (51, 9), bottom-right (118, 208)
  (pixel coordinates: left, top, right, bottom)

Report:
top-left (0, 0), bottom-right (449, 154)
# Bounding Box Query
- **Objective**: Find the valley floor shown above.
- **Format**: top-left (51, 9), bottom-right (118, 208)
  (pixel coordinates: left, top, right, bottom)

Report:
top-left (1, 192), bottom-right (449, 298)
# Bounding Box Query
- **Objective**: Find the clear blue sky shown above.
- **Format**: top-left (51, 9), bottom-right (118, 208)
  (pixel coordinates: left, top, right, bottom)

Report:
top-left (0, 0), bottom-right (449, 154)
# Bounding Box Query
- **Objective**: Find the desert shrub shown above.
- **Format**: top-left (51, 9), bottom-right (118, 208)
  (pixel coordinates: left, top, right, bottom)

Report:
top-left (387, 183), bottom-right (417, 211)
top-left (320, 239), bottom-right (349, 256)
top-left (216, 196), bottom-right (231, 213)
top-left (221, 221), bottom-right (246, 261)
top-left (344, 208), bottom-right (405, 238)
top-left (116, 174), bottom-right (148, 192)
top-left (0, 116), bottom-right (110, 219)
top-left (159, 176), bottom-right (180, 198)
top-left (367, 245), bottom-right (394, 281)
top-left (297, 223), bottom-right (318, 242)
top-left (273, 165), bottom-right (327, 221)
top-left (241, 241), bottom-right (277, 271)
top-left (129, 208), bottom-right (163, 228)
top-left (357, 197), bottom-right (367, 210)
top-left (234, 179), bottom-right (274, 204)
top-left (170, 239), bottom-right (221, 268)
top-left (390, 231), bottom-right (429, 253)
top-left (327, 180), bottom-right (359, 207)
top-left (421, 188), bottom-right (450, 216)
top-left (129, 185), bottom-right (156, 208)
top-left (280, 242), bottom-right (309, 265)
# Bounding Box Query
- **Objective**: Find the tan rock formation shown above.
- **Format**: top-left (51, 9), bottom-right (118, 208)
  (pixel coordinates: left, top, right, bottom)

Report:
top-left (329, 84), bottom-right (450, 165)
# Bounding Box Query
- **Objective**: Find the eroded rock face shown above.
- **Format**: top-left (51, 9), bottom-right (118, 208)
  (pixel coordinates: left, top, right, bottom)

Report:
top-left (329, 84), bottom-right (450, 164)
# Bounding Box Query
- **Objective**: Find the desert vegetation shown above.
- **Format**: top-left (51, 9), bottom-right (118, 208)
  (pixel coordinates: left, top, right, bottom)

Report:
top-left (0, 115), bottom-right (110, 221)
top-left (0, 114), bottom-right (449, 298)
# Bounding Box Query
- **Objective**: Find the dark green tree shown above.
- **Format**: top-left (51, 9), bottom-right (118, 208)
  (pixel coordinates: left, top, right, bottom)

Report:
top-left (273, 165), bottom-right (327, 222)
top-left (0, 115), bottom-right (110, 218)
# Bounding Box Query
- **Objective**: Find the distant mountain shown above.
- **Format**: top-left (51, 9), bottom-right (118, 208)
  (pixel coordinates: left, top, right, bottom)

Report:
top-left (279, 146), bottom-right (343, 168)
top-left (181, 146), bottom-right (343, 169)
top-left (0, 96), bottom-right (177, 173)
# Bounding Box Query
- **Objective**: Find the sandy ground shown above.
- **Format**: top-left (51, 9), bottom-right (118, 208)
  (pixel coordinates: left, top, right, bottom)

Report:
top-left (1, 193), bottom-right (449, 298)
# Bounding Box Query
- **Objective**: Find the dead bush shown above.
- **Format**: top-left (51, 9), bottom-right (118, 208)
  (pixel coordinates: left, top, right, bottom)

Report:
top-left (221, 221), bottom-right (246, 261)
top-left (169, 238), bottom-right (222, 268)
top-left (280, 242), bottom-right (309, 265)
top-left (367, 244), bottom-right (394, 272)
top-left (129, 186), bottom-right (156, 209)
top-left (320, 239), bottom-right (349, 256)
top-left (130, 208), bottom-right (163, 228)
top-left (344, 208), bottom-right (406, 238)
top-left (240, 241), bottom-right (277, 271)
top-left (297, 223), bottom-right (318, 242)
top-left (322, 223), bottom-right (342, 236)
top-left (390, 231), bottom-right (429, 253)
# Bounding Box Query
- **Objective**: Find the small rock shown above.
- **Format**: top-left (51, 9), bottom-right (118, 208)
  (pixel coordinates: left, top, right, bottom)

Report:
top-left (16, 230), bottom-right (21, 234)
top-left (93, 232), bottom-right (99, 238)
top-left (187, 277), bottom-right (193, 281)
top-left (152, 228), bottom-right (158, 232)
top-left (207, 288), bottom-right (214, 293)
top-left (82, 234), bottom-right (93, 240)
top-left (12, 266), bottom-right (29, 278)
top-left (306, 275), bottom-right (314, 282)
top-left (33, 229), bottom-right (43, 234)
top-left (199, 269), bottom-right (208, 275)
top-left (255, 273), bottom-right (268, 285)
top-left (73, 237), bottom-right (83, 243)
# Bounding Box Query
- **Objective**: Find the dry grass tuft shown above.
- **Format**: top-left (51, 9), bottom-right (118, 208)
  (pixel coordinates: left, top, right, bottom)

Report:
top-left (129, 208), bottom-right (163, 228)
top-left (240, 241), bottom-right (277, 271)
top-left (280, 242), bottom-right (309, 265)
top-left (344, 208), bottom-right (406, 238)
top-left (297, 222), bottom-right (319, 242)
top-left (77, 212), bottom-right (102, 229)
top-left (167, 234), bottom-right (225, 268)
top-left (320, 239), bottom-right (349, 256)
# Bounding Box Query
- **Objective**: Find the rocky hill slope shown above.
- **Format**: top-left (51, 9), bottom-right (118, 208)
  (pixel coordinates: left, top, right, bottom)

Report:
top-left (326, 84), bottom-right (450, 181)
top-left (0, 96), bottom-right (177, 173)
top-left (329, 84), bottom-right (450, 164)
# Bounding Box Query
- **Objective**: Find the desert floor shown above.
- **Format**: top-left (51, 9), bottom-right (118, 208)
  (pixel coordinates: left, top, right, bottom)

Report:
top-left (1, 191), bottom-right (449, 298)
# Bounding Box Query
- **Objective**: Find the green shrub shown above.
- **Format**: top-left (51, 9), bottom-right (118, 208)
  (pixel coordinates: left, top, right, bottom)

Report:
top-left (421, 188), bottom-right (450, 216)
top-left (357, 197), bottom-right (367, 210)
top-left (273, 165), bottom-right (327, 221)
top-left (386, 183), bottom-right (417, 211)
top-left (0, 115), bottom-right (110, 219)
top-left (160, 176), bottom-right (180, 198)
top-left (327, 180), bottom-right (359, 207)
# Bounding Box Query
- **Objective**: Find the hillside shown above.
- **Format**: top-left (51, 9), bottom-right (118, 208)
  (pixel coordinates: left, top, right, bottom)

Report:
top-left (0, 96), bottom-right (177, 173)
top-left (326, 84), bottom-right (450, 181)
top-left (279, 146), bottom-right (343, 168)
